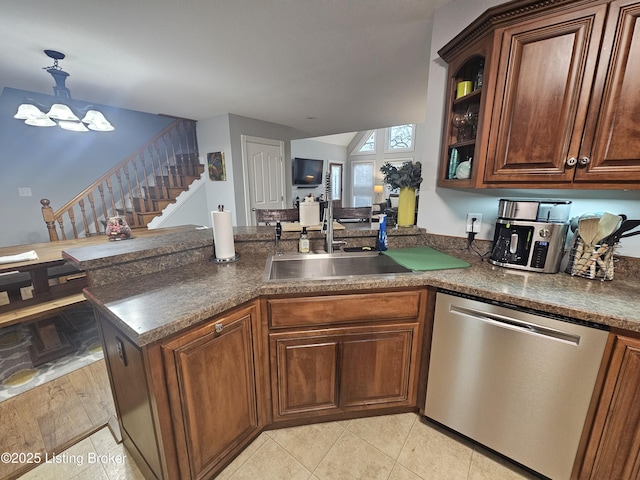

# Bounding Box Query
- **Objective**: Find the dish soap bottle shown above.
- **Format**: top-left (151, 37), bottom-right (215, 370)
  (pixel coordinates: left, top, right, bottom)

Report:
top-left (377, 214), bottom-right (388, 251)
top-left (299, 227), bottom-right (310, 253)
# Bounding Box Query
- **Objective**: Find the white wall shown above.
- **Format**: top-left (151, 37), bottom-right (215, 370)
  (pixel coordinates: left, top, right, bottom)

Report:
top-left (150, 182), bottom-right (210, 228)
top-left (418, 0), bottom-right (640, 258)
top-left (197, 115), bottom-right (237, 226)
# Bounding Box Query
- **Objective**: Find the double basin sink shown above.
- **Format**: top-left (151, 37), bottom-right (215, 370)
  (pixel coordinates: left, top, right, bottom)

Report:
top-left (264, 250), bottom-right (412, 281)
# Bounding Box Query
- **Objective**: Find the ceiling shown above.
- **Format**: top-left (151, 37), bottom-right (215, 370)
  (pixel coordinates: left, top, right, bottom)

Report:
top-left (0, 0), bottom-right (451, 139)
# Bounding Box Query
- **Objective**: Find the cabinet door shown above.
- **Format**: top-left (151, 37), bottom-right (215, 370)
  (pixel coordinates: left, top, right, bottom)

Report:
top-left (270, 333), bottom-right (341, 420)
top-left (270, 323), bottom-right (419, 421)
top-left (484, 4), bottom-right (607, 184)
top-left (574, 0), bottom-right (640, 183)
top-left (580, 334), bottom-right (640, 479)
top-left (340, 328), bottom-right (415, 409)
top-left (162, 305), bottom-right (259, 480)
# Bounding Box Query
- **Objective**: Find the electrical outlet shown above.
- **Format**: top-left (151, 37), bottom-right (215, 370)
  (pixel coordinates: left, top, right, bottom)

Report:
top-left (466, 213), bottom-right (482, 233)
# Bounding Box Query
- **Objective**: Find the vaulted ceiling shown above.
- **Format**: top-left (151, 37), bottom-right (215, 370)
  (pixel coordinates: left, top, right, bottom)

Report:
top-left (0, 0), bottom-right (451, 138)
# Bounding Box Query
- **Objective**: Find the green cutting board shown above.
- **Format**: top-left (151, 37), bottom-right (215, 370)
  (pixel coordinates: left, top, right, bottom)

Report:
top-left (382, 246), bottom-right (470, 271)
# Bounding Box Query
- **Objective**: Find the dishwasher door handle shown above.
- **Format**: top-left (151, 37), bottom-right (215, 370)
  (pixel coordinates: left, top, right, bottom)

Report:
top-left (450, 304), bottom-right (580, 346)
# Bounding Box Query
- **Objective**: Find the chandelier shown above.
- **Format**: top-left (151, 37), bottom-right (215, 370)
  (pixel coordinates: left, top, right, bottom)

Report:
top-left (14, 50), bottom-right (114, 132)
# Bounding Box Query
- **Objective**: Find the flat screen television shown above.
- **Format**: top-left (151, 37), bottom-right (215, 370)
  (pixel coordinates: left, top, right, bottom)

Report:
top-left (292, 157), bottom-right (324, 186)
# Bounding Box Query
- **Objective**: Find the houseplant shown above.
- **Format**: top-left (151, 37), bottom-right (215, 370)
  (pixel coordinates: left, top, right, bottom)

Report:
top-left (380, 161), bottom-right (422, 226)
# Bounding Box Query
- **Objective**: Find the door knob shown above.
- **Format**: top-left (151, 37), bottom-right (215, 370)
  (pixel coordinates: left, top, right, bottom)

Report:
top-left (215, 323), bottom-right (224, 333)
top-left (578, 156), bottom-right (591, 166)
top-left (566, 157), bottom-right (577, 167)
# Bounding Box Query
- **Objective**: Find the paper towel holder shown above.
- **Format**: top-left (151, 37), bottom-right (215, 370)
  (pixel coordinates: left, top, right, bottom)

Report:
top-left (210, 204), bottom-right (240, 263)
top-left (209, 249), bottom-right (240, 264)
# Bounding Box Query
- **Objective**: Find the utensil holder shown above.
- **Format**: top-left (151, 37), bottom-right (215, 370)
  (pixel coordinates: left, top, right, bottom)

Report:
top-left (565, 236), bottom-right (617, 280)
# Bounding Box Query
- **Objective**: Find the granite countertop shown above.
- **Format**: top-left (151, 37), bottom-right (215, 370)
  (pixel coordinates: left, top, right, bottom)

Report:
top-left (79, 247), bottom-right (640, 347)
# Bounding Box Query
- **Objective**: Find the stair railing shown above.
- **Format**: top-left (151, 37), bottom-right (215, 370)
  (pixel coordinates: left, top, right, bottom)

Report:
top-left (41, 118), bottom-right (199, 241)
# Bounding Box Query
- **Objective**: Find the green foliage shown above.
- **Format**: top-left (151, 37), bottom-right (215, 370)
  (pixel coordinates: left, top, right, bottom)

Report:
top-left (380, 161), bottom-right (423, 190)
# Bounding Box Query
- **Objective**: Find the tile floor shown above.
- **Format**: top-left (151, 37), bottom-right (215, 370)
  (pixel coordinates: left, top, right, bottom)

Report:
top-left (18, 412), bottom-right (543, 480)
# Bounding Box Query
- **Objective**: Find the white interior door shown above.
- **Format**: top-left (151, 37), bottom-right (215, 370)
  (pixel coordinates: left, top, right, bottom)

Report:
top-left (242, 136), bottom-right (285, 225)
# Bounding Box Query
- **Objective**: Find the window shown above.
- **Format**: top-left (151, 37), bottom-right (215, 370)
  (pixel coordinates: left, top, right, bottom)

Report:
top-left (351, 130), bottom-right (376, 155)
top-left (385, 124), bottom-right (415, 153)
top-left (351, 162), bottom-right (374, 207)
top-left (329, 163), bottom-right (342, 202)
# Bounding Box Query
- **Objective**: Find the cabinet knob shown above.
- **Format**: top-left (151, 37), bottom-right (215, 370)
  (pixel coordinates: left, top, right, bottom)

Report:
top-left (566, 157), bottom-right (578, 167)
top-left (215, 323), bottom-right (224, 333)
top-left (578, 156), bottom-right (591, 166)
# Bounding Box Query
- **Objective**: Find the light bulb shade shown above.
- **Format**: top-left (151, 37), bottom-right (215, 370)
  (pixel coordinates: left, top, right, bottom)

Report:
top-left (59, 120), bottom-right (89, 132)
top-left (81, 110), bottom-right (100, 123)
top-left (374, 185), bottom-right (384, 193)
top-left (25, 116), bottom-right (56, 127)
top-left (46, 103), bottom-right (80, 121)
top-left (87, 121), bottom-right (115, 132)
top-left (15, 104), bottom-right (45, 120)
top-left (82, 110), bottom-right (114, 131)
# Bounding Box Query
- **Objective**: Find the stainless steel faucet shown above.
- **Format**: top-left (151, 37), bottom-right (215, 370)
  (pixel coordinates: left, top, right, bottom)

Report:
top-left (322, 172), bottom-right (346, 253)
top-left (324, 200), bottom-right (334, 253)
top-left (275, 221), bottom-right (283, 255)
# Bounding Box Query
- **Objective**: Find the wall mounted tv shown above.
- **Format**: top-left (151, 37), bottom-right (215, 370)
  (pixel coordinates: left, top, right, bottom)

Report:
top-left (292, 157), bottom-right (324, 187)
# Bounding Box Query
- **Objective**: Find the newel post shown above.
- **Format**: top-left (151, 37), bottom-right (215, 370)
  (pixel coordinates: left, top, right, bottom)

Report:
top-left (40, 199), bottom-right (60, 242)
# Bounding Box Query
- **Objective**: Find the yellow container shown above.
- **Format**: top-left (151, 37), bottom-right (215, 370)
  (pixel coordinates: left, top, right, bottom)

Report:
top-left (456, 81), bottom-right (473, 99)
top-left (397, 187), bottom-right (417, 227)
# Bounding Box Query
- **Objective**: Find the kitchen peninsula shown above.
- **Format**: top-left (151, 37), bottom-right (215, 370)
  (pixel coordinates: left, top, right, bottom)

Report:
top-left (62, 226), bottom-right (640, 480)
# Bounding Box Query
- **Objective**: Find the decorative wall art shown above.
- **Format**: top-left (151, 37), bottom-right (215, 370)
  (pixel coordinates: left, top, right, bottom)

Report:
top-left (208, 151), bottom-right (226, 181)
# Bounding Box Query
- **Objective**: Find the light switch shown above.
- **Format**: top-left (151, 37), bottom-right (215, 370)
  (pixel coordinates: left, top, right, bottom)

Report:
top-left (18, 187), bottom-right (32, 197)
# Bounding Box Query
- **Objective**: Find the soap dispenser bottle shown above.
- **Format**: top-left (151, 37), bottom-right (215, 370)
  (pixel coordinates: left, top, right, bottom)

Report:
top-left (377, 214), bottom-right (388, 251)
top-left (299, 226), bottom-right (310, 253)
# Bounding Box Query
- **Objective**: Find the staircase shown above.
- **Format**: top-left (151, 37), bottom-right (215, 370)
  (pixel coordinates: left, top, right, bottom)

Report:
top-left (40, 118), bottom-right (202, 241)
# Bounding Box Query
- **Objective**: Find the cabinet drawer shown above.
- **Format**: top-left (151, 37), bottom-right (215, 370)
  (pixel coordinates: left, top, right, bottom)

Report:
top-left (267, 290), bottom-right (423, 329)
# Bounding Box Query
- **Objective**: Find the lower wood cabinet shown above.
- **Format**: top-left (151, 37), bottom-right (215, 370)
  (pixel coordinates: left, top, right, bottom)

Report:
top-left (97, 302), bottom-right (266, 480)
top-left (578, 332), bottom-right (640, 479)
top-left (161, 303), bottom-right (261, 480)
top-left (270, 325), bottom-right (418, 420)
top-left (97, 288), bottom-right (428, 479)
top-left (267, 289), bottom-right (427, 423)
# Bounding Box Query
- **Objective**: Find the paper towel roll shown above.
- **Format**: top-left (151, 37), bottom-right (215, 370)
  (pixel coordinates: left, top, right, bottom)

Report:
top-left (299, 201), bottom-right (320, 226)
top-left (211, 210), bottom-right (236, 259)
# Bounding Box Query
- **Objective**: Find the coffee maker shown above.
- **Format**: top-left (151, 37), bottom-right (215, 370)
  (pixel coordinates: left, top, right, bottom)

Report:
top-left (489, 199), bottom-right (571, 273)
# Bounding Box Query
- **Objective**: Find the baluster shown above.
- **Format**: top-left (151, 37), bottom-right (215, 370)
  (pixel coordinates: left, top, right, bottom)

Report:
top-left (135, 155), bottom-right (147, 216)
top-left (106, 177), bottom-right (116, 216)
top-left (40, 199), bottom-right (60, 242)
top-left (115, 169), bottom-right (127, 219)
top-left (148, 145), bottom-right (163, 199)
top-left (98, 183), bottom-right (108, 226)
top-left (67, 207), bottom-right (79, 239)
top-left (79, 198), bottom-right (90, 237)
top-left (188, 120), bottom-right (198, 159)
top-left (153, 142), bottom-right (167, 196)
top-left (184, 120), bottom-right (199, 172)
top-left (57, 217), bottom-right (67, 241)
top-left (124, 163), bottom-right (139, 227)
top-left (162, 133), bottom-right (176, 188)
top-left (167, 130), bottom-right (180, 183)
top-left (88, 192), bottom-right (100, 235)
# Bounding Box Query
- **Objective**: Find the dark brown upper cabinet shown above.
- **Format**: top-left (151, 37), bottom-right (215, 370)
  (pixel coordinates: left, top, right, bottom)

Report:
top-left (438, 0), bottom-right (640, 189)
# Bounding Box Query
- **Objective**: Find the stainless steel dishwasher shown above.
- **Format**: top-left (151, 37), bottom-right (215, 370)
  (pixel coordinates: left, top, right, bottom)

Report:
top-left (425, 291), bottom-right (609, 480)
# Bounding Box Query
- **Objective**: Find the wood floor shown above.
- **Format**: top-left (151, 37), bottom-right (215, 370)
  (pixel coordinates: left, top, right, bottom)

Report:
top-left (0, 360), bottom-right (115, 480)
